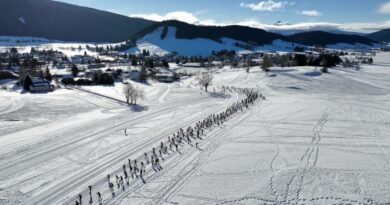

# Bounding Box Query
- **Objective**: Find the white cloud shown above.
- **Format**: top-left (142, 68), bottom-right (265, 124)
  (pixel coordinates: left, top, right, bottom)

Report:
top-left (130, 11), bottom-right (200, 24)
top-left (237, 20), bottom-right (390, 33)
top-left (240, 1), bottom-right (291, 11)
top-left (299, 10), bottom-right (322, 17)
top-left (378, 2), bottom-right (390, 14)
top-left (340, 21), bottom-right (390, 31)
top-left (130, 11), bottom-right (390, 33)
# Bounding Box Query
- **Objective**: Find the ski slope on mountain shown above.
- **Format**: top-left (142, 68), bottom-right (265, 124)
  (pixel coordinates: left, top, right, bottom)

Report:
top-left (126, 27), bottom-right (252, 56)
top-left (0, 53), bottom-right (390, 204)
top-left (126, 26), bottom-right (380, 56)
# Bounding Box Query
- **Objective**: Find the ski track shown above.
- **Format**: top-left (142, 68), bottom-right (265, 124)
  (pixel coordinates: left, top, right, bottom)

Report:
top-left (104, 96), bottom-right (259, 205)
top-left (2, 57), bottom-right (390, 205)
top-left (0, 92), bottom-right (215, 179)
top-left (24, 91), bottom-right (241, 205)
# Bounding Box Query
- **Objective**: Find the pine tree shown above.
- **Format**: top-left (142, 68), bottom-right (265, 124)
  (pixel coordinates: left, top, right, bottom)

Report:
top-left (23, 75), bottom-right (32, 91)
top-left (71, 64), bottom-right (79, 78)
top-left (139, 66), bottom-right (147, 81)
top-left (44, 67), bottom-right (52, 82)
top-left (162, 59), bottom-right (169, 68)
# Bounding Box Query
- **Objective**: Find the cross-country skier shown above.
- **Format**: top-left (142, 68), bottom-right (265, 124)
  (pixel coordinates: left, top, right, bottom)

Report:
top-left (128, 159), bottom-right (134, 178)
top-left (120, 176), bottom-right (125, 191)
top-left (78, 194), bottom-right (82, 205)
top-left (144, 153), bottom-right (149, 164)
top-left (115, 175), bottom-right (120, 189)
top-left (123, 165), bottom-right (129, 185)
top-left (141, 161), bottom-right (145, 172)
top-left (109, 182), bottom-right (115, 197)
top-left (88, 185), bottom-right (92, 204)
top-left (96, 192), bottom-right (102, 205)
top-left (134, 160), bottom-right (139, 177)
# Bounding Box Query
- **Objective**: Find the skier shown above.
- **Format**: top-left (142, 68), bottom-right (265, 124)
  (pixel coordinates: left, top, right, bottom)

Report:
top-left (124, 170), bottom-right (129, 185)
top-left (134, 160), bottom-right (139, 177)
top-left (120, 176), bottom-right (125, 191)
top-left (78, 194), bottom-right (82, 205)
top-left (115, 175), bottom-right (120, 189)
top-left (155, 157), bottom-right (161, 171)
top-left (109, 182), bottom-right (115, 197)
top-left (128, 159), bottom-right (134, 178)
top-left (88, 185), bottom-right (92, 204)
top-left (140, 168), bottom-right (146, 184)
top-left (144, 153), bottom-right (149, 164)
top-left (140, 161), bottom-right (145, 172)
top-left (96, 192), bottom-right (102, 205)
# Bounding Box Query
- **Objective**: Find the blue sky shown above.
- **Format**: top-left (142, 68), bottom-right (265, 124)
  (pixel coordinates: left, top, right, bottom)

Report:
top-left (56, 0), bottom-right (390, 32)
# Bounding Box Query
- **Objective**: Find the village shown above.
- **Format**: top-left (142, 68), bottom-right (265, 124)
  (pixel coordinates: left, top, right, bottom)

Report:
top-left (0, 44), bottom-right (380, 97)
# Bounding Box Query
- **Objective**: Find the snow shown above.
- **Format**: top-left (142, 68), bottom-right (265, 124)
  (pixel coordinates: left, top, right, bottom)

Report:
top-left (126, 27), bottom-right (251, 57)
top-left (0, 38), bottom-right (125, 57)
top-left (255, 39), bottom-right (298, 53)
top-left (326, 43), bottom-right (381, 50)
top-left (125, 26), bottom-right (380, 56)
top-left (0, 52), bottom-right (390, 204)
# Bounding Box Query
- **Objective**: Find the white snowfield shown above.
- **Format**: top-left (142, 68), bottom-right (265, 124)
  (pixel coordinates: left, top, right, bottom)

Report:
top-left (1, 52), bottom-right (390, 205)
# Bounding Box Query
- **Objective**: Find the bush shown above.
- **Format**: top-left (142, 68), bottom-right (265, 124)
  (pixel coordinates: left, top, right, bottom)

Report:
top-left (0, 71), bottom-right (18, 80)
top-left (61, 78), bottom-right (76, 85)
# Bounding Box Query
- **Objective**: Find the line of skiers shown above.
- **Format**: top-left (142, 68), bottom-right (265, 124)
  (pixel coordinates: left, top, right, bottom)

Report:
top-left (75, 87), bottom-right (262, 205)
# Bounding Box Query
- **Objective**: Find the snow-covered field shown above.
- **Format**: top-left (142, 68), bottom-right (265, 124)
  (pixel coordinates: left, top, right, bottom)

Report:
top-left (1, 52), bottom-right (390, 205)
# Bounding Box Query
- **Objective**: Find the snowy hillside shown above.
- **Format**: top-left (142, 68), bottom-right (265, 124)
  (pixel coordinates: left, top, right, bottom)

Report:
top-left (0, 41), bottom-right (127, 57)
top-left (125, 26), bottom-right (379, 56)
top-left (126, 26), bottom-right (302, 56)
top-left (126, 27), bottom-right (251, 56)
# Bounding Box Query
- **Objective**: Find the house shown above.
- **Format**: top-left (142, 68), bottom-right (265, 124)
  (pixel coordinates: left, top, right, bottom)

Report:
top-left (85, 69), bottom-right (102, 78)
top-left (30, 77), bottom-right (54, 93)
top-left (155, 72), bottom-right (175, 83)
top-left (87, 64), bottom-right (105, 69)
top-left (129, 70), bottom-right (140, 81)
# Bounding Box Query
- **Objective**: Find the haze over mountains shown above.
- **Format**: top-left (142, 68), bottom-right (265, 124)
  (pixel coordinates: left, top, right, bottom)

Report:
top-left (0, 0), bottom-right (387, 46)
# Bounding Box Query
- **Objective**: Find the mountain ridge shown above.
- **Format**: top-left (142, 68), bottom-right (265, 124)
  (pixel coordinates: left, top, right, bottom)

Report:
top-left (0, 0), bottom-right (154, 43)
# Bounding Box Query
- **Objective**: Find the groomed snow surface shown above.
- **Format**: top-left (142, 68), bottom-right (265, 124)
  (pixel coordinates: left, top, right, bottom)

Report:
top-left (1, 52), bottom-right (390, 205)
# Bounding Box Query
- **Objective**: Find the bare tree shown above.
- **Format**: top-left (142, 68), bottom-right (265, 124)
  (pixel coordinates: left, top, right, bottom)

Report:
top-left (196, 72), bottom-right (213, 92)
top-left (123, 83), bottom-right (134, 104)
top-left (130, 87), bottom-right (145, 105)
top-left (261, 54), bottom-right (272, 72)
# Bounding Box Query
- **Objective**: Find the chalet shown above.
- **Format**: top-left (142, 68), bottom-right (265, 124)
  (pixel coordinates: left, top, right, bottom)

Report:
top-left (155, 72), bottom-right (175, 83)
top-left (87, 64), bottom-right (105, 69)
top-left (30, 77), bottom-right (54, 93)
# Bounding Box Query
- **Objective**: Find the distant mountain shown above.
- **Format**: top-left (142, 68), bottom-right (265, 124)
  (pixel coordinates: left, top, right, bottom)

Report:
top-left (366, 29), bottom-right (390, 43)
top-left (272, 29), bottom-right (364, 36)
top-left (130, 20), bottom-right (289, 46)
top-left (288, 31), bottom-right (376, 46)
top-left (0, 0), bottom-right (154, 43)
